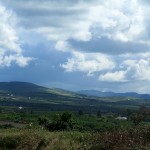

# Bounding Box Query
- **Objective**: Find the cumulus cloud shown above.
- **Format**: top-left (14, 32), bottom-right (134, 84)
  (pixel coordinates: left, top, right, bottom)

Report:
top-left (61, 51), bottom-right (116, 76)
top-left (0, 4), bottom-right (32, 67)
top-left (2, 0), bottom-right (148, 46)
top-left (61, 51), bottom-right (150, 82)
top-left (99, 70), bottom-right (127, 82)
top-left (122, 57), bottom-right (150, 81)
top-left (0, 55), bottom-right (32, 67)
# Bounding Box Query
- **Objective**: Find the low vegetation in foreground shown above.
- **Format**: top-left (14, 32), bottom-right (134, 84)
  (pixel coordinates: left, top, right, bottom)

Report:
top-left (0, 106), bottom-right (150, 150)
top-left (0, 124), bottom-right (150, 150)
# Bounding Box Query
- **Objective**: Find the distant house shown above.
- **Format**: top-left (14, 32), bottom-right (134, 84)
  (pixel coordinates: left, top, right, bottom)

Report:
top-left (116, 116), bottom-right (127, 120)
top-left (18, 106), bottom-right (23, 110)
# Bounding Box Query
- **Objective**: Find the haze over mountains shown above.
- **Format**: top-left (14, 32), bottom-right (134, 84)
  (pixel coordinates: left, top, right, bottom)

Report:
top-left (78, 90), bottom-right (150, 99)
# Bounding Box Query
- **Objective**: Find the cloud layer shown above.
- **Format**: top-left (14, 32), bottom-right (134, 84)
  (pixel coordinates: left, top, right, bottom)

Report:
top-left (1, 0), bottom-right (150, 92)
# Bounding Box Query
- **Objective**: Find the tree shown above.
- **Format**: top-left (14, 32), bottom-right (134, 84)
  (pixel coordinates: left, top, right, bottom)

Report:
top-left (38, 116), bottom-right (50, 127)
top-left (126, 109), bottom-right (132, 117)
top-left (130, 113), bottom-right (144, 125)
top-left (78, 110), bottom-right (83, 116)
top-left (48, 111), bottom-right (75, 131)
top-left (97, 110), bottom-right (101, 117)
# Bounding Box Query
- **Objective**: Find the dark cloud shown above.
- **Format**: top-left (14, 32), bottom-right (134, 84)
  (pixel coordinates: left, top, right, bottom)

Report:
top-left (69, 37), bottom-right (149, 55)
top-left (2, 0), bottom-right (88, 29)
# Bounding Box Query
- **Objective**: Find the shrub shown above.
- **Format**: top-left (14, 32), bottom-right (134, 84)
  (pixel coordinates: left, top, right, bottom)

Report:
top-left (37, 112), bottom-right (75, 131)
top-left (38, 116), bottom-right (50, 127)
top-left (48, 111), bottom-right (75, 131)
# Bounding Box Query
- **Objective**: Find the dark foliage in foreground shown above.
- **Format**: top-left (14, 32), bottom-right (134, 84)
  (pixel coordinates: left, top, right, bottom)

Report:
top-left (89, 125), bottom-right (150, 150)
top-left (0, 124), bottom-right (150, 150)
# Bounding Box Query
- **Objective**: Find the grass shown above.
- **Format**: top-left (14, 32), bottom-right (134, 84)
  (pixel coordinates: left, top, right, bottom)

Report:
top-left (0, 128), bottom-right (90, 150)
top-left (1, 124), bottom-right (150, 150)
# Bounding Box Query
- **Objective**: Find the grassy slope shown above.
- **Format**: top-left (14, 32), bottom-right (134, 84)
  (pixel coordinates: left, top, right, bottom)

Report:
top-left (0, 81), bottom-right (150, 113)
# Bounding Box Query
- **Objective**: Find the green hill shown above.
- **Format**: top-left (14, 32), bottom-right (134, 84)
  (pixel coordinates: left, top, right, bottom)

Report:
top-left (0, 81), bottom-right (48, 93)
top-left (0, 81), bottom-right (149, 113)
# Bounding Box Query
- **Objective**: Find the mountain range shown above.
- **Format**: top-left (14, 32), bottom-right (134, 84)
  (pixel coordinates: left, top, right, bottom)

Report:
top-left (0, 81), bottom-right (150, 99)
top-left (78, 90), bottom-right (150, 99)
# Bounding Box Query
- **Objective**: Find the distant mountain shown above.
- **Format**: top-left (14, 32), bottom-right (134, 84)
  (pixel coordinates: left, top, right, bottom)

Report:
top-left (78, 90), bottom-right (150, 99)
top-left (1, 82), bottom-right (150, 100)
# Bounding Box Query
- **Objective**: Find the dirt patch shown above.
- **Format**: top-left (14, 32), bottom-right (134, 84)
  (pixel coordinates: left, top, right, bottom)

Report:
top-left (0, 120), bottom-right (25, 128)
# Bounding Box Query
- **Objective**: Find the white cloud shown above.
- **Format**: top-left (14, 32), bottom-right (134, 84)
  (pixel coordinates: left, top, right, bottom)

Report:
top-left (121, 56), bottom-right (150, 82)
top-left (0, 4), bottom-right (32, 67)
top-left (89, 0), bottom-right (145, 43)
top-left (61, 51), bottom-right (116, 76)
top-left (2, 0), bottom-right (148, 50)
top-left (0, 55), bottom-right (32, 67)
top-left (61, 51), bottom-right (150, 83)
top-left (55, 40), bottom-right (71, 52)
top-left (0, 5), bottom-right (21, 53)
top-left (99, 70), bottom-right (127, 82)
top-left (33, 0), bottom-right (147, 46)
top-left (132, 58), bottom-right (150, 82)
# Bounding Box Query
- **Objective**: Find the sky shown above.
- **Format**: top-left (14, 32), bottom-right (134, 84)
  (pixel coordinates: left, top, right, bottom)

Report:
top-left (0, 0), bottom-right (150, 93)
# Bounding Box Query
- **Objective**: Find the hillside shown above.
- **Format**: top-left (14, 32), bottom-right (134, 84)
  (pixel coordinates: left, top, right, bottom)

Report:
top-left (0, 81), bottom-right (106, 113)
top-left (0, 81), bottom-right (150, 113)
top-left (0, 81), bottom-right (48, 93)
top-left (0, 81), bottom-right (81, 98)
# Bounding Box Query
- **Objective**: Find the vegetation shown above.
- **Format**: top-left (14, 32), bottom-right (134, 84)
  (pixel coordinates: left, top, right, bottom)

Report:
top-left (0, 81), bottom-right (150, 114)
top-left (0, 82), bottom-right (150, 149)
top-left (0, 106), bottom-right (150, 149)
top-left (0, 122), bottom-right (150, 149)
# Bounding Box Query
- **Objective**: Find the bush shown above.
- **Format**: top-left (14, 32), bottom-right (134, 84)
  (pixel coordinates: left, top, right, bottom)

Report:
top-left (48, 111), bottom-right (75, 131)
top-left (88, 125), bottom-right (150, 150)
top-left (0, 124), bottom-right (14, 129)
top-left (37, 112), bottom-right (75, 131)
top-left (38, 116), bottom-right (50, 128)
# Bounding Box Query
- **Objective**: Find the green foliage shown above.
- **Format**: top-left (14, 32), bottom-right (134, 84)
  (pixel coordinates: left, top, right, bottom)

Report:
top-left (1, 124), bottom-right (150, 150)
top-left (37, 112), bottom-right (75, 131)
top-left (38, 116), bottom-right (50, 128)
top-left (130, 113), bottom-right (144, 125)
top-left (1, 110), bottom-right (150, 149)
top-left (97, 110), bottom-right (101, 117)
top-left (48, 111), bottom-right (75, 131)
top-left (0, 124), bottom-right (14, 129)
top-left (78, 110), bottom-right (83, 116)
top-left (89, 125), bottom-right (150, 150)
top-left (130, 106), bottom-right (150, 125)
top-left (0, 129), bottom-right (89, 150)
top-left (0, 129), bottom-right (49, 150)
